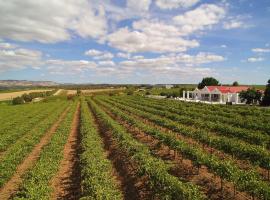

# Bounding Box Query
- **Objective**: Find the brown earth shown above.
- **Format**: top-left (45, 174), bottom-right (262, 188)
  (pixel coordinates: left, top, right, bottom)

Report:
top-left (0, 89), bottom-right (52, 101)
top-left (0, 106), bottom-right (70, 200)
top-left (97, 99), bottom-right (254, 200)
top-left (50, 103), bottom-right (81, 200)
top-left (107, 99), bottom-right (270, 182)
top-left (89, 103), bottom-right (155, 200)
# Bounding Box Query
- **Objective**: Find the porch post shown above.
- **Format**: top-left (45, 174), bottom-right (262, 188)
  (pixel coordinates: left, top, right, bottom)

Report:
top-left (183, 90), bottom-right (186, 99)
top-left (209, 93), bottom-right (212, 102)
top-left (236, 93), bottom-right (239, 104)
top-left (187, 91), bottom-right (190, 99)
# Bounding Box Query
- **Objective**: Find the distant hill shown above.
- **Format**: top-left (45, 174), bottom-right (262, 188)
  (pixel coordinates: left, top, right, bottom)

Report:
top-left (0, 80), bottom-right (59, 87)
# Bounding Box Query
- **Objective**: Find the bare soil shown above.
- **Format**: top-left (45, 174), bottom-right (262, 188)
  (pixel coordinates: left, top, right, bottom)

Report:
top-left (50, 103), bottom-right (81, 200)
top-left (90, 103), bottom-right (155, 200)
top-left (0, 89), bottom-right (52, 101)
top-left (0, 106), bottom-right (70, 200)
top-left (98, 101), bottom-right (254, 200)
top-left (113, 100), bottom-right (270, 182)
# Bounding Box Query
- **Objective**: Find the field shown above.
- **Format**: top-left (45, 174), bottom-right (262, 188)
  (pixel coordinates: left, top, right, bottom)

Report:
top-left (0, 89), bottom-right (53, 101)
top-left (0, 94), bottom-right (270, 200)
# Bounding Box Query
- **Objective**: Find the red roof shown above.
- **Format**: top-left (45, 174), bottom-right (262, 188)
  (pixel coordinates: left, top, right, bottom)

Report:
top-left (206, 86), bottom-right (250, 94)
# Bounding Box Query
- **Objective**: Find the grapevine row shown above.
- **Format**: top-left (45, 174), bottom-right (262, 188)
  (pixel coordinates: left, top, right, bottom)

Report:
top-left (122, 95), bottom-right (270, 134)
top-left (0, 102), bottom-right (65, 152)
top-left (117, 96), bottom-right (269, 146)
top-left (95, 97), bottom-right (270, 200)
top-left (80, 99), bottom-right (123, 199)
top-left (14, 101), bottom-right (78, 199)
top-left (88, 98), bottom-right (204, 200)
top-left (0, 101), bottom-right (70, 188)
top-left (102, 97), bottom-right (270, 170)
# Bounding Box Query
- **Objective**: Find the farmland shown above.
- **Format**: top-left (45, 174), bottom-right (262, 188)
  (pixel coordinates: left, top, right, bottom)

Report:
top-left (0, 94), bottom-right (270, 200)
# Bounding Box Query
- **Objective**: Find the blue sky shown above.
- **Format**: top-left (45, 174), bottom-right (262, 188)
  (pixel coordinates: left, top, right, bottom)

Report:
top-left (0, 0), bottom-right (269, 84)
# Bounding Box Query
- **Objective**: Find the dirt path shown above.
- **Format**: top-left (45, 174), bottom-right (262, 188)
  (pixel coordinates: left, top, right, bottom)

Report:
top-left (50, 103), bottom-right (81, 200)
top-left (98, 100), bottom-right (253, 200)
top-left (0, 106), bottom-right (70, 200)
top-left (107, 99), bottom-right (270, 182)
top-left (89, 103), bottom-right (154, 200)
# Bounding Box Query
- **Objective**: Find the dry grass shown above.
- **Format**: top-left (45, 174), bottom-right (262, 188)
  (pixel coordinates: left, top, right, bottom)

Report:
top-left (0, 90), bottom-right (52, 101)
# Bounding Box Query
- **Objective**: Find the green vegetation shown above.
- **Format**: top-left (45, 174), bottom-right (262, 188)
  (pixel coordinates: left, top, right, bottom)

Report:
top-left (239, 88), bottom-right (262, 104)
top-left (12, 96), bottom-right (24, 105)
top-left (1, 90), bottom-right (270, 200)
top-left (80, 99), bottom-right (123, 199)
top-left (0, 101), bottom-right (69, 188)
top-left (198, 77), bottom-right (219, 89)
top-left (95, 96), bottom-right (270, 199)
top-left (89, 98), bottom-right (204, 200)
top-left (14, 102), bottom-right (77, 199)
top-left (262, 79), bottom-right (270, 106)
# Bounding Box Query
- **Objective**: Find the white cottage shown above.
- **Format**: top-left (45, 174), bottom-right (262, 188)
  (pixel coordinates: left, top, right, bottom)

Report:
top-left (183, 86), bottom-right (250, 104)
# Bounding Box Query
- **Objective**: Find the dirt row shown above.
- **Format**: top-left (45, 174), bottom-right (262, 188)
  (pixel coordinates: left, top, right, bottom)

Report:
top-left (107, 99), bottom-right (270, 182)
top-left (0, 106), bottom-right (71, 199)
top-left (96, 100), bottom-right (254, 200)
top-left (89, 103), bottom-right (155, 200)
top-left (50, 103), bottom-right (81, 200)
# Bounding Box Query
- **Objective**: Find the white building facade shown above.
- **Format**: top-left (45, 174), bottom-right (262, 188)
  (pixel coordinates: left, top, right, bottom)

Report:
top-left (183, 86), bottom-right (250, 104)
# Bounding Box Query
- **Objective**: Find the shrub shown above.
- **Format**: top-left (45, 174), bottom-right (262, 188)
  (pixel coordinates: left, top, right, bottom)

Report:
top-left (12, 97), bottom-right (24, 105)
top-left (22, 93), bottom-right (33, 102)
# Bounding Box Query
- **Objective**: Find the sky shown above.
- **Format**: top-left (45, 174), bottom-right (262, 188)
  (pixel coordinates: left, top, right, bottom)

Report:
top-left (0, 0), bottom-right (269, 84)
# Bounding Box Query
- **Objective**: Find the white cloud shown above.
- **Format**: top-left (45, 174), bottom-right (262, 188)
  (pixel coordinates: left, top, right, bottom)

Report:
top-left (118, 53), bottom-right (217, 78)
top-left (173, 4), bottom-right (226, 35)
top-left (93, 52), bottom-right (114, 60)
top-left (221, 45), bottom-right (227, 48)
top-left (46, 59), bottom-right (96, 75)
top-left (0, 48), bottom-right (43, 72)
top-left (133, 19), bottom-right (182, 37)
top-left (223, 15), bottom-right (250, 30)
top-left (252, 48), bottom-right (270, 53)
top-left (84, 49), bottom-right (103, 56)
top-left (127, 0), bottom-right (152, 12)
top-left (85, 49), bottom-right (114, 60)
top-left (247, 57), bottom-right (264, 62)
top-left (223, 19), bottom-right (244, 29)
top-left (98, 60), bottom-right (115, 67)
top-left (120, 52), bottom-right (224, 69)
top-left (155, 0), bottom-right (199, 9)
top-left (0, 0), bottom-right (107, 43)
top-left (0, 42), bottom-right (17, 49)
top-left (107, 27), bottom-right (199, 53)
top-left (117, 52), bottom-right (131, 59)
top-left (132, 55), bottom-right (145, 60)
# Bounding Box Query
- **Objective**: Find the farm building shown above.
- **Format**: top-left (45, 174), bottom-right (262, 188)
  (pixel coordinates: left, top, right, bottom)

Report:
top-left (165, 84), bottom-right (173, 89)
top-left (183, 86), bottom-right (250, 104)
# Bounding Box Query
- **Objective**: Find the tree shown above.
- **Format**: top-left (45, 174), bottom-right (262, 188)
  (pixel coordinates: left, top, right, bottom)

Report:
top-left (77, 89), bottom-right (82, 96)
top-left (12, 97), bottom-right (24, 105)
top-left (198, 77), bottom-right (219, 89)
top-left (22, 93), bottom-right (32, 102)
top-left (239, 88), bottom-right (262, 104)
top-left (261, 79), bottom-right (270, 106)
top-left (232, 81), bottom-right (239, 86)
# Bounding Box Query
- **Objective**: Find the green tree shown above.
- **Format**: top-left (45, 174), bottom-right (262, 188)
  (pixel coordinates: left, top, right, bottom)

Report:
top-left (232, 81), bottom-right (239, 86)
top-left (22, 93), bottom-right (32, 102)
top-left (198, 77), bottom-right (219, 89)
top-left (261, 79), bottom-right (270, 106)
top-left (12, 97), bottom-right (24, 105)
top-left (77, 89), bottom-right (82, 96)
top-left (239, 88), bottom-right (262, 104)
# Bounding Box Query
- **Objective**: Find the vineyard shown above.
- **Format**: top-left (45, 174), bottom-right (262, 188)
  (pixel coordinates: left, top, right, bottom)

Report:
top-left (0, 94), bottom-right (270, 200)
